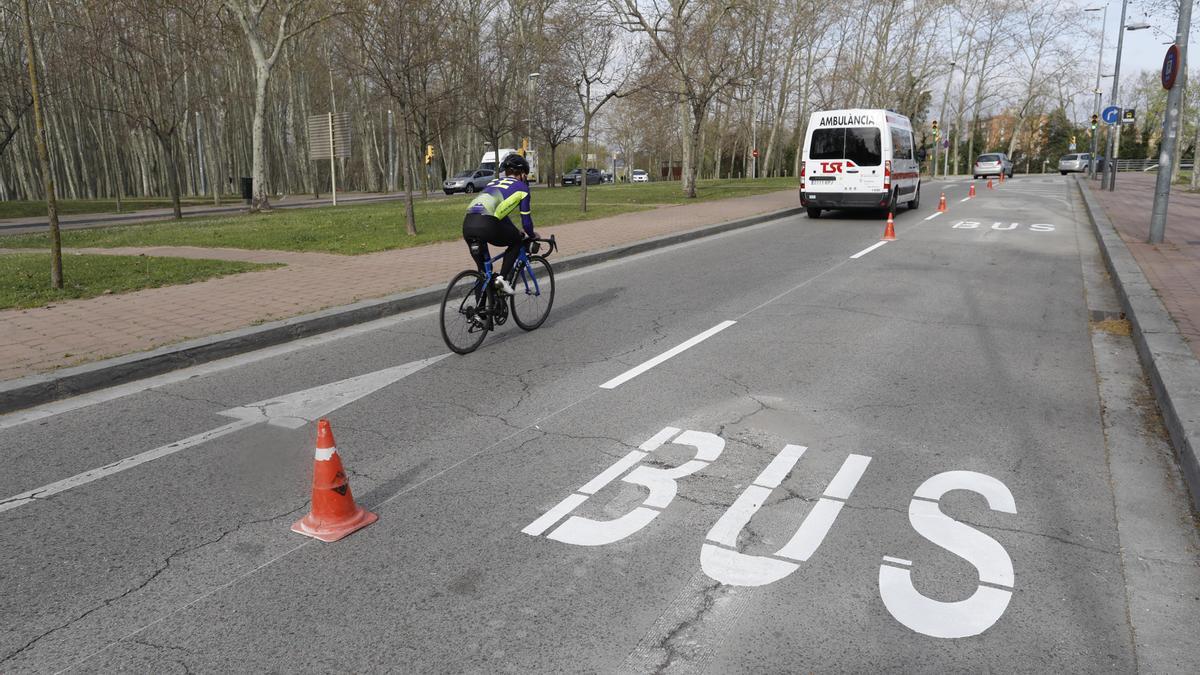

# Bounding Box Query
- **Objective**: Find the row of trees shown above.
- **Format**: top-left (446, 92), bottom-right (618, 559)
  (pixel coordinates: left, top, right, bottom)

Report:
top-left (3, 0), bottom-right (1196, 220)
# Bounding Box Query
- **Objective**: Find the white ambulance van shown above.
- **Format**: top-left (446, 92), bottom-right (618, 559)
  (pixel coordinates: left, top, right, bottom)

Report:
top-left (800, 109), bottom-right (920, 218)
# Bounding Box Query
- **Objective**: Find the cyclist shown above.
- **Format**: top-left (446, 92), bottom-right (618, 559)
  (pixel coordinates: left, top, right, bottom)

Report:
top-left (462, 154), bottom-right (538, 295)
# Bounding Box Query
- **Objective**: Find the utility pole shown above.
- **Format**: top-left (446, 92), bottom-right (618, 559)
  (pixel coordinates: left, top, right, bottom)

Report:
top-left (1148, 0), bottom-right (1193, 243)
top-left (750, 79), bottom-right (758, 179)
top-left (1106, 0), bottom-right (1130, 191)
top-left (20, 0), bottom-right (62, 289)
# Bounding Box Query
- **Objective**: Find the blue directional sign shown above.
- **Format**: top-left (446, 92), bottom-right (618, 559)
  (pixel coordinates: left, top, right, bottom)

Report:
top-left (1102, 106), bottom-right (1121, 125)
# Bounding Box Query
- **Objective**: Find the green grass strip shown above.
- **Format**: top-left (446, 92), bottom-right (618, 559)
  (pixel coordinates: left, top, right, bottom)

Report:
top-left (0, 253), bottom-right (280, 310)
top-left (0, 178), bottom-right (795, 255)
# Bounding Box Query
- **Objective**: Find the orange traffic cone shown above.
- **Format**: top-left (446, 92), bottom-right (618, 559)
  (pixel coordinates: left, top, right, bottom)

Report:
top-left (937, 192), bottom-right (947, 212)
top-left (291, 419), bottom-right (378, 542)
top-left (969, 183), bottom-right (976, 197)
top-left (882, 212), bottom-right (896, 241)
top-left (987, 178), bottom-right (994, 190)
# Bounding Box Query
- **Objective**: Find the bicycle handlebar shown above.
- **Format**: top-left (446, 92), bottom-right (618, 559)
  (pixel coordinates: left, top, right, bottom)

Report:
top-left (527, 235), bottom-right (558, 256)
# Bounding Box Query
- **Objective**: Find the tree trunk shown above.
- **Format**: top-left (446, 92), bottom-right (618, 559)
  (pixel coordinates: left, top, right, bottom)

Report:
top-left (250, 61), bottom-right (272, 210)
top-left (20, 0), bottom-right (62, 289)
top-left (398, 111), bottom-right (417, 235)
top-left (157, 132), bottom-right (183, 220)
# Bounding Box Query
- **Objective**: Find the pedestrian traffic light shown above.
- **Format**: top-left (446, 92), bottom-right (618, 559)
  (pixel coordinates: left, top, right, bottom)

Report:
top-left (931, 120), bottom-right (939, 138)
top-left (1090, 113), bottom-right (1098, 130)
top-left (424, 144), bottom-right (434, 165)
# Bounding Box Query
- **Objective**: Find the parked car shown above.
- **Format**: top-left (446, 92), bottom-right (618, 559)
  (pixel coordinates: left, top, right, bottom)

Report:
top-left (443, 169), bottom-right (494, 195)
top-left (972, 153), bottom-right (1013, 179)
top-left (562, 168), bottom-right (603, 186)
top-left (1058, 153), bottom-right (1091, 174)
top-left (631, 169), bottom-right (649, 183)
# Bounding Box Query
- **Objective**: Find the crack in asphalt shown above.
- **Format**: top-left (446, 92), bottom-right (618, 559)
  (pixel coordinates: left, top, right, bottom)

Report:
top-left (129, 637), bottom-right (195, 674)
top-left (651, 581), bottom-right (723, 673)
top-left (0, 504), bottom-right (303, 668)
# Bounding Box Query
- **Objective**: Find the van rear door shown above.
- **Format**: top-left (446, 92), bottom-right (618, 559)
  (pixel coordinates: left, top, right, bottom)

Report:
top-left (807, 126), bottom-right (884, 193)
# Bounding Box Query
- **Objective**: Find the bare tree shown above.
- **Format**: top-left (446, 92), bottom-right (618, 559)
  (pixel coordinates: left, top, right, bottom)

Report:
top-left (613, 0), bottom-right (758, 198)
top-left (556, 4), bottom-right (635, 211)
top-left (222, 0), bottom-right (340, 211)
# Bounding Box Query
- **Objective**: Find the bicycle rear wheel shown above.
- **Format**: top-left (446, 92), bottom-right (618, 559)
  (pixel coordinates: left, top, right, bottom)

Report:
top-left (440, 270), bottom-right (489, 354)
top-left (510, 256), bottom-right (555, 331)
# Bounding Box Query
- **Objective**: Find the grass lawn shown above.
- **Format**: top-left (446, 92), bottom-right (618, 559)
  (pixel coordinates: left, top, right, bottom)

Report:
top-left (0, 253), bottom-right (279, 310)
top-left (0, 197), bottom-right (221, 219)
top-left (0, 178), bottom-right (796, 255)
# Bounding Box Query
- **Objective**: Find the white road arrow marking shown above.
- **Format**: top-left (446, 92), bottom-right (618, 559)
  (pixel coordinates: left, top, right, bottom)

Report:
top-left (0, 354), bottom-right (448, 514)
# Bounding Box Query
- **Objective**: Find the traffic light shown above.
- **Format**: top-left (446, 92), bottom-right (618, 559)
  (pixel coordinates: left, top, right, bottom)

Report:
top-left (1090, 113), bottom-right (1098, 130)
top-left (931, 120), bottom-right (939, 138)
top-left (518, 137), bottom-right (529, 157)
top-left (424, 144), bottom-right (434, 165)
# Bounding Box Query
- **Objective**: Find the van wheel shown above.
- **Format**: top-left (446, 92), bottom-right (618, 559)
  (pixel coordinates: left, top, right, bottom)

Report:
top-left (1060, 171), bottom-right (1067, 176)
top-left (909, 185), bottom-right (921, 210)
top-left (807, 207), bottom-right (821, 219)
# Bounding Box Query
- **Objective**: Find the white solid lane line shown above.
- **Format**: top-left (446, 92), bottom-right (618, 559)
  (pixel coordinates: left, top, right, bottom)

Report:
top-left (599, 320), bottom-right (737, 390)
top-left (850, 241), bottom-right (889, 259)
top-left (924, 212), bottom-right (944, 221)
top-left (0, 418), bottom-right (257, 513)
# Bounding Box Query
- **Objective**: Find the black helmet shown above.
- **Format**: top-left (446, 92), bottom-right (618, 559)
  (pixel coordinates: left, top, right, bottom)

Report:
top-left (500, 153), bottom-right (530, 174)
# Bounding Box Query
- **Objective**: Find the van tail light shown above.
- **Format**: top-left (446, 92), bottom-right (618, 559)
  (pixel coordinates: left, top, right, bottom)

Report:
top-left (884, 160), bottom-right (892, 192)
top-left (800, 163), bottom-right (805, 190)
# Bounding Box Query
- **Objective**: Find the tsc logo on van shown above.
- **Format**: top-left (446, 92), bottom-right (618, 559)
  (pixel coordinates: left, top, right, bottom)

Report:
top-left (819, 160), bottom-right (857, 173)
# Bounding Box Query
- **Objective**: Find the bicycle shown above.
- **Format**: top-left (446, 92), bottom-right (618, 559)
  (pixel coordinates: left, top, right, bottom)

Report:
top-left (439, 235), bottom-right (558, 354)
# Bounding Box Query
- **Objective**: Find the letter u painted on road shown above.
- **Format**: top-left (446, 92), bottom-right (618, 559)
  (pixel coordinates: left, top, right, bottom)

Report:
top-left (878, 471), bottom-right (1017, 639)
top-left (521, 427), bottom-right (724, 546)
top-left (701, 446), bottom-right (871, 586)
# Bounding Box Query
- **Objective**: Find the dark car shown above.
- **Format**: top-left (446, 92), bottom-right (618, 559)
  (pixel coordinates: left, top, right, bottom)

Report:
top-left (562, 168), bottom-right (603, 186)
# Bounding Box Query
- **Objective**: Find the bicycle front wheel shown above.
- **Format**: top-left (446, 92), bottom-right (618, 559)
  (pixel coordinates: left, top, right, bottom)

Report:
top-left (510, 256), bottom-right (555, 331)
top-left (440, 270), bottom-right (489, 354)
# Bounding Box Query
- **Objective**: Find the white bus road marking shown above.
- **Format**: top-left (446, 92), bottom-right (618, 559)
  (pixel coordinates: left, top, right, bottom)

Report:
top-left (959, 196), bottom-right (971, 203)
top-left (0, 354), bottom-right (447, 514)
top-left (924, 212), bottom-right (944, 221)
top-left (850, 241), bottom-right (889, 259)
top-left (599, 321), bottom-right (737, 389)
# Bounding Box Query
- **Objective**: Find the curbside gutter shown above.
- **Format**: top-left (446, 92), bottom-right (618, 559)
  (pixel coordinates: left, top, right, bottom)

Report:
top-left (1075, 177), bottom-right (1200, 510)
top-left (0, 205), bottom-right (803, 414)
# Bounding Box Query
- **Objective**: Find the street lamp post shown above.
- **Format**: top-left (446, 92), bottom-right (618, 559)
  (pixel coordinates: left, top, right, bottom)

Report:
top-left (1084, 5), bottom-right (1108, 179)
top-left (1148, 0), bottom-right (1194, 243)
top-left (1105, 2), bottom-right (1152, 191)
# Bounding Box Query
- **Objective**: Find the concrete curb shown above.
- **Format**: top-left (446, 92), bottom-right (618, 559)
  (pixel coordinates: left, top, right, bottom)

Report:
top-left (1075, 177), bottom-right (1200, 510)
top-left (0, 205), bottom-right (803, 414)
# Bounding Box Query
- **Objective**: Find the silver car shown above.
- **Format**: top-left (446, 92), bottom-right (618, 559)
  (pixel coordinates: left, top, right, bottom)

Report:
top-left (973, 153), bottom-right (1013, 179)
top-left (1058, 153), bottom-right (1091, 174)
top-left (443, 169), bottom-right (495, 195)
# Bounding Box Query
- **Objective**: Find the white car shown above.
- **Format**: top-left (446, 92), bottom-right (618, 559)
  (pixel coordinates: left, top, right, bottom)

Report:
top-left (631, 169), bottom-right (649, 183)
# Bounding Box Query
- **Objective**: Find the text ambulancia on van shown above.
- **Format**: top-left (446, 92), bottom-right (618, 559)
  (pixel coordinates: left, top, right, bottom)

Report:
top-left (800, 109), bottom-right (920, 218)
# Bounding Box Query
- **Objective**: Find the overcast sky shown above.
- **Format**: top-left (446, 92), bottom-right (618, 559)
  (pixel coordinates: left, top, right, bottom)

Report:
top-left (1091, 0), bottom-right (1189, 81)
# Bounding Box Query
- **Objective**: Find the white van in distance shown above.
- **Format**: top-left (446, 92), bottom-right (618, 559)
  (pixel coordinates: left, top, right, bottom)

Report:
top-left (800, 109), bottom-right (920, 218)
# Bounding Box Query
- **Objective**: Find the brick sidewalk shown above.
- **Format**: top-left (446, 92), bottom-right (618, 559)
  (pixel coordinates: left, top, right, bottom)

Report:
top-left (0, 190), bottom-right (796, 381)
top-left (1089, 174), bottom-right (1200, 359)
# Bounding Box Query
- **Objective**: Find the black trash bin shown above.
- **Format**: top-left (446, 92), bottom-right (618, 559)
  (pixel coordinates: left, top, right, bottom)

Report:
top-left (239, 176), bottom-right (253, 204)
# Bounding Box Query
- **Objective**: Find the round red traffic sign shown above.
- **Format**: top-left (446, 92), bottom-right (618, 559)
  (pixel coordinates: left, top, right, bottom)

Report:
top-left (752, 149), bottom-right (760, 158)
top-left (1162, 44), bottom-right (1181, 90)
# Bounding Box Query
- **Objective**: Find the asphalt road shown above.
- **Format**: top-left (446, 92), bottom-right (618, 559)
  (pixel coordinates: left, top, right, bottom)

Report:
top-left (3, 177), bottom-right (1199, 673)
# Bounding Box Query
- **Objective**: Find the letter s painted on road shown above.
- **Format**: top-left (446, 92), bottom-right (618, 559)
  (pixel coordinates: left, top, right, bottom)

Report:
top-left (878, 471), bottom-right (1017, 639)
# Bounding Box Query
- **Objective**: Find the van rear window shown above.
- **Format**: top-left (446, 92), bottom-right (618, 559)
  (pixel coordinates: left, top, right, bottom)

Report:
top-left (809, 127), bottom-right (882, 167)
